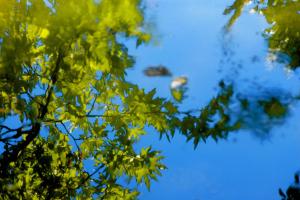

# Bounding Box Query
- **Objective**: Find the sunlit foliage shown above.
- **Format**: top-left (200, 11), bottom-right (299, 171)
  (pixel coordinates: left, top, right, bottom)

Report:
top-left (263, 0), bottom-right (300, 69)
top-left (0, 0), bottom-right (167, 198)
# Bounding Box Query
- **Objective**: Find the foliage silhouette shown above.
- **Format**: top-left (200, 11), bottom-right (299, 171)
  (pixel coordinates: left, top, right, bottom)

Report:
top-left (279, 172), bottom-right (300, 200)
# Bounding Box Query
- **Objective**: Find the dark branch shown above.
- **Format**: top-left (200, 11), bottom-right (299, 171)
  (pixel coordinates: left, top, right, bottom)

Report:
top-left (0, 124), bottom-right (31, 139)
top-left (76, 164), bottom-right (105, 190)
top-left (0, 50), bottom-right (64, 176)
top-left (59, 122), bottom-right (81, 153)
top-left (86, 95), bottom-right (98, 116)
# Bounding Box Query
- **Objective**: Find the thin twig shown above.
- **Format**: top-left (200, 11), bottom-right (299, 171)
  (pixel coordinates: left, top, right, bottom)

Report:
top-left (78, 164), bottom-right (105, 188)
top-left (59, 122), bottom-right (81, 153)
top-left (86, 95), bottom-right (98, 116)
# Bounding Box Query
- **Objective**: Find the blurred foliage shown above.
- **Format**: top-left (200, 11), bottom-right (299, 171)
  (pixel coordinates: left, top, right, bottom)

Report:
top-left (176, 82), bottom-right (292, 144)
top-left (224, 0), bottom-right (300, 69)
top-left (263, 0), bottom-right (300, 69)
top-left (223, 0), bottom-right (251, 30)
top-left (259, 98), bottom-right (287, 118)
top-left (143, 65), bottom-right (172, 77)
top-left (171, 88), bottom-right (185, 102)
top-left (170, 76), bottom-right (188, 102)
top-left (177, 82), bottom-right (242, 148)
top-left (231, 88), bottom-right (292, 140)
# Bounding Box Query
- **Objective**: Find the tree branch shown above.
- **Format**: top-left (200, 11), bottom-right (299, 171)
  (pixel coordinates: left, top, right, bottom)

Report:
top-left (86, 95), bottom-right (98, 116)
top-left (0, 124), bottom-right (32, 139)
top-left (75, 164), bottom-right (105, 190)
top-left (0, 50), bottom-right (64, 176)
top-left (58, 122), bottom-right (81, 153)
